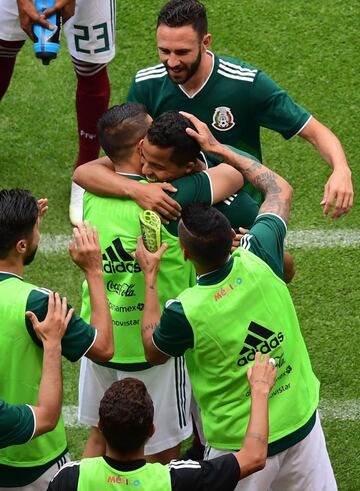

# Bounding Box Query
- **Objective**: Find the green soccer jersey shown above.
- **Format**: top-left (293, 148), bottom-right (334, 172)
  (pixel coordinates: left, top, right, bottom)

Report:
top-left (153, 213), bottom-right (319, 454)
top-left (78, 457), bottom-right (171, 491)
top-left (81, 171), bottom-right (257, 371)
top-left (127, 51), bottom-right (311, 171)
top-left (167, 168), bottom-right (259, 234)
top-left (0, 273), bottom-right (95, 487)
top-left (0, 400), bottom-right (34, 449)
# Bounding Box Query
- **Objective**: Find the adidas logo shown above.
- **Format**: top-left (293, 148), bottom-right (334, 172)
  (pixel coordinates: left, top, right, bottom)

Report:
top-left (102, 237), bottom-right (141, 274)
top-left (237, 321), bottom-right (284, 367)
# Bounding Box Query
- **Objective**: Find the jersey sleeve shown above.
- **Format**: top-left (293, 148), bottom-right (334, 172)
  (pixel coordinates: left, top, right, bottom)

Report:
top-left (0, 401), bottom-right (35, 449)
top-left (164, 172), bottom-right (213, 236)
top-left (25, 289), bottom-right (96, 362)
top-left (152, 300), bottom-right (194, 357)
top-left (170, 454), bottom-right (239, 491)
top-left (239, 213), bottom-right (287, 278)
top-left (169, 172), bottom-right (213, 207)
top-left (252, 71), bottom-right (312, 140)
top-left (214, 190), bottom-right (260, 230)
top-left (126, 77), bottom-right (147, 106)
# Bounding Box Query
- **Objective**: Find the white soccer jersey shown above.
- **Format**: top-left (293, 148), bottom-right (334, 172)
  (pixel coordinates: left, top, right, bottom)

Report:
top-left (0, 0), bottom-right (116, 63)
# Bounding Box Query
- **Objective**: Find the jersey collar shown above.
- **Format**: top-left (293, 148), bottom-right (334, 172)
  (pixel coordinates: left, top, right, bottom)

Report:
top-left (178, 51), bottom-right (216, 99)
top-left (197, 255), bottom-right (234, 286)
top-left (103, 456), bottom-right (146, 471)
top-left (0, 271), bottom-right (23, 281)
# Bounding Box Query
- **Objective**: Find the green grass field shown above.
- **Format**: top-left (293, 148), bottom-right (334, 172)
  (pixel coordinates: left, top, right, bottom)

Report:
top-left (0, 1), bottom-right (359, 489)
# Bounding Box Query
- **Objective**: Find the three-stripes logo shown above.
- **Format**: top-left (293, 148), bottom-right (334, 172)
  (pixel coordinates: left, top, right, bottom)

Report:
top-left (102, 237), bottom-right (141, 274)
top-left (237, 321), bottom-right (284, 367)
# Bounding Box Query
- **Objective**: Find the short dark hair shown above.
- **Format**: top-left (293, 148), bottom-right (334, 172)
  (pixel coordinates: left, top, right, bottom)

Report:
top-left (179, 202), bottom-right (232, 268)
top-left (99, 378), bottom-right (154, 454)
top-left (0, 189), bottom-right (38, 259)
top-left (146, 111), bottom-right (200, 167)
top-left (97, 103), bottom-right (150, 162)
top-left (157, 0), bottom-right (208, 39)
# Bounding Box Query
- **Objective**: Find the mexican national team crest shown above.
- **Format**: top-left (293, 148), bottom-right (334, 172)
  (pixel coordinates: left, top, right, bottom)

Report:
top-left (212, 106), bottom-right (235, 131)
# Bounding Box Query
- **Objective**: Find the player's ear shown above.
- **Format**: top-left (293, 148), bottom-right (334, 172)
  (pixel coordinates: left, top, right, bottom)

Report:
top-left (15, 238), bottom-right (28, 256)
top-left (184, 161), bottom-right (196, 175)
top-left (149, 423), bottom-right (156, 438)
top-left (137, 139), bottom-right (144, 156)
top-left (202, 33), bottom-right (212, 51)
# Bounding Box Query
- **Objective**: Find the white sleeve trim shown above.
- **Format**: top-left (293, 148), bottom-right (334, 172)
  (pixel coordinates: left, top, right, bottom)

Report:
top-left (203, 171), bottom-right (214, 205)
top-left (255, 212), bottom-right (288, 233)
top-left (165, 298), bottom-right (181, 309)
top-left (152, 336), bottom-right (172, 357)
top-left (79, 328), bottom-right (98, 361)
top-left (26, 404), bottom-right (36, 441)
top-left (199, 151), bottom-right (209, 169)
top-left (288, 114), bottom-right (312, 140)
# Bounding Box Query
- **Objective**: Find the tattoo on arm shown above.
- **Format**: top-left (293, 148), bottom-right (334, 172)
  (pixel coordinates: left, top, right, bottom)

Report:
top-left (231, 158), bottom-right (290, 223)
top-left (254, 172), bottom-right (282, 195)
top-left (142, 322), bottom-right (158, 334)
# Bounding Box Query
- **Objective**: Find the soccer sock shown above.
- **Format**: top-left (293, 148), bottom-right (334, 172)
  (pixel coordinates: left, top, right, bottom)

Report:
top-left (72, 58), bottom-right (111, 167)
top-left (0, 40), bottom-right (25, 100)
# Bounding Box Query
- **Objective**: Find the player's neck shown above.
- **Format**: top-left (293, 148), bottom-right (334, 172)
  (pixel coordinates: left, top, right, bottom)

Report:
top-left (0, 257), bottom-right (24, 278)
top-left (195, 258), bottom-right (228, 277)
top-left (105, 445), bottom-right (145, 463)
top-left (114, 154), bottom-right (144, 177)
top-left (181, 51), bottom-right (214, 96)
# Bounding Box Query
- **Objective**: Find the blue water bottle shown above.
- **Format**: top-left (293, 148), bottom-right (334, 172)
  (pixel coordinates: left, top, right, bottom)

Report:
top-left (33, 0), bottom-right (61, 65)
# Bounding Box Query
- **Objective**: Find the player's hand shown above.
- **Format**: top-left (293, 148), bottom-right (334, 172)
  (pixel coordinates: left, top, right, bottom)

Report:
top-left (247, 353), bottom-right (277, 395)
top-left (42, 0), bottom-right (75, 23)
top-left (231, 227), bottom-right (249, 252)
top-left (17, 0), bottom-right (56, 40)
top-left (133, 183), bottom-right (181, 224)
top-left (37, 198), bottom-right (48, 221)
top-left (179, 111), bottom-right (222, 153)
top-left (321, 169), bottom-right (353, 219)
top-left (26, 292), bottom-right (73, 348)
top-left (132, 236), bottom-right (167, 279)
top-left (69, 222), bottom-right (103, 274)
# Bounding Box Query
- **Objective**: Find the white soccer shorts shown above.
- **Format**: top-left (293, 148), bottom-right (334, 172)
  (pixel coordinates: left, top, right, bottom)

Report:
top-left (0, 0), bottom-right (116, 64)
top-left (205, 412), bottom-right (338, 491)
top-left (78, 357), bottom-right (193, 455)
top-left (0, 452), bottom-right (70, 491)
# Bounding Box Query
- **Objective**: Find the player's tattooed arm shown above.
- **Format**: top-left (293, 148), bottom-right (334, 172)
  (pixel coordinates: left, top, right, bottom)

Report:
top-left (238, 159), bottom-right (293, 224)
top-left (133, 237), bottom-right (169, 365)
top-left (180, 111), bottom-right (293, 225)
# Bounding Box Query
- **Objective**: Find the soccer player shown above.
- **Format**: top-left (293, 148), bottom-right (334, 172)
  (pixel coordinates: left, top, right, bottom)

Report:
top-left (0, 189), bottom-right (113, 489)
top-left (74, 107), bottom-right (261, 233)
top-left (133, 113), bottom-right (338, 491)
top-left (77, 104), bottom-right (260, 463)
top-left (0, 0), bottom-right (116, 224)
top-left (0, 293), bottom-right (72, 449)
top-left (49, 356), bottom-right (277, 491)
top-left (74, 107), bottom-right (297, 282)
top-left (127, 0), bottom-right (353, 218)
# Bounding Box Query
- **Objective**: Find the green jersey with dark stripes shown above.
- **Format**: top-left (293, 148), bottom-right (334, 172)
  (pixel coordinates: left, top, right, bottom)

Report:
top-left (153, 214), bottom-right (319, 455)
top-left (0, 272), bottom-right (94, 487)
top-left (78, 457), bottom-right (171, 491)
top-left (127, 51), bottom-right (311, 200)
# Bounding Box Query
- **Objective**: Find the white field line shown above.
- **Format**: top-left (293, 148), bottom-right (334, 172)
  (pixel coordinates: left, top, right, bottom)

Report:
top-left (40, 230), bottom-right (360, 254)
top-left (63, 399), bottom-right (360, 428)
